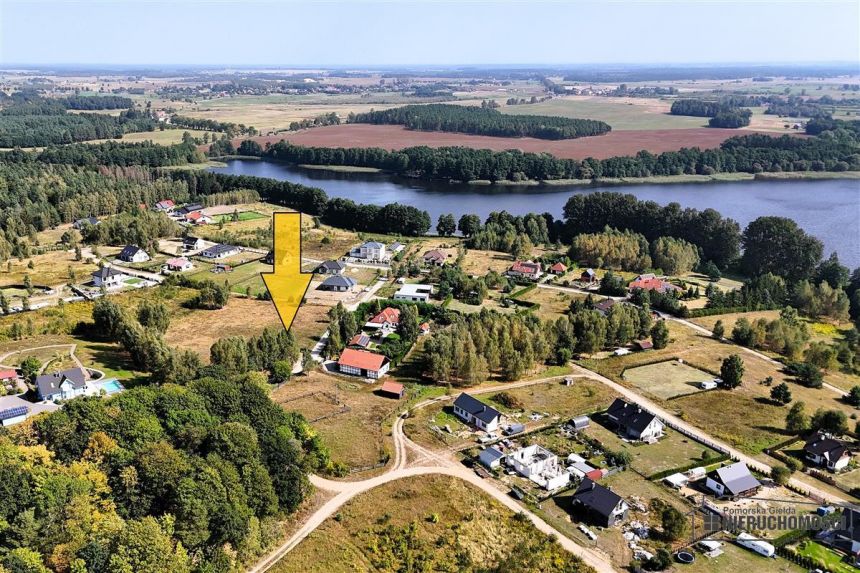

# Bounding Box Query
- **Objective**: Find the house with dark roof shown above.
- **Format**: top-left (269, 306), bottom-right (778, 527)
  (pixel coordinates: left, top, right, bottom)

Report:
top-left (804, 431), bottom-right (852, 472)
top-left (453, 393), bottom-right (502, 432)
top-left (0, 405), bottom-right (29, 427)
top-left (91, 266), bottom-right (128, 288)
top-left (177, 203), bottom-right (204, 216)
top-left (605, 398), bottom-right (664, 441)
top-left (423, 250), bottom-right (447, 267)
top-left (72, 216), bottom-right (99, 230)
top-left (580, 268), bottom-right (597, 283)
top-left (316, 260), bottom-right (347, 275)
top-left (36, 368), bottom-right (89, 402)
top-left (337, 349), bottom-right (390, 379)
top-left (182, 236), bottom-right (205, 251)
top-left (507, 260), bottom-right (543, 280)
top-left (593, 298), bottom-right (617, 316)
top-left (570, 478), bottom-right (629, 527)
top-left (705, 462), bottom-right (761, 499)
top-left (117, 245), bottom-right (150, 263)
top-left (819, 508), bottom-right (860, 566)
top-left (318, 275), bottom-right (357, 292)
top-left (200, 244), bottom-right (240, 259)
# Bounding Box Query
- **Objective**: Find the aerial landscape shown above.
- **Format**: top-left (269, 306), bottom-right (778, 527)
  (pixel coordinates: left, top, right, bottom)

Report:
top-left (0, 0), bottom-right (859, 572)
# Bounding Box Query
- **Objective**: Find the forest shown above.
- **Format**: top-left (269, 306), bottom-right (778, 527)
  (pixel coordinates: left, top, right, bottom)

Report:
top-left (348, 103), bottom-right (612, 140)
top-left (252, 121), bottom-right (859, 183)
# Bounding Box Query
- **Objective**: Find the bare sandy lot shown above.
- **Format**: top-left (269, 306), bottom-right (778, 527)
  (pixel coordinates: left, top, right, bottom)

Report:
top-left (226, 124), bottom-right (791, 160)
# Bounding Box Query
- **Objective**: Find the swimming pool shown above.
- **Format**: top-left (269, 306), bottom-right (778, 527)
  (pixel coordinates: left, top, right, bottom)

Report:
top-left (97, 379), bottom-right (124, 394)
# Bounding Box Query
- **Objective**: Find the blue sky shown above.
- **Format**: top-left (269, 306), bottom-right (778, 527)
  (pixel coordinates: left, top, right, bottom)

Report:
top-left (1, 1), bottom-right (858, 66)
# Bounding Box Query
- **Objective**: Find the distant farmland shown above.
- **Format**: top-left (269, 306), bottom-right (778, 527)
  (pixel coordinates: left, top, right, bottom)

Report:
top-left (225, 123), bottom-right (795, 160)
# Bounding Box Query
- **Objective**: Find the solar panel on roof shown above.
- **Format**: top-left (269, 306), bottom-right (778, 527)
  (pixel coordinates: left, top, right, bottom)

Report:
top-left (0, 406), bottom-right (28, 420)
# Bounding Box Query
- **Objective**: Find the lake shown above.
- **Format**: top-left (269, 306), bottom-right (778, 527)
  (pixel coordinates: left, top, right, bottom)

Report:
top-left (210, 159), bottom-right (860, 268)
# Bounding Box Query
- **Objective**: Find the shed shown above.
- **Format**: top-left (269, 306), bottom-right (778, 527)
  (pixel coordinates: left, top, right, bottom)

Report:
top-left (571, 415), bottom-right (590, 431)
top-left (504, 423), bottom-right (525, 436)
top-left (378, 380), bottom-right (404, 399)
top-left (664, 473), bottom-right (689, 489)
top-left (479, 447), bottom-right (505, 469)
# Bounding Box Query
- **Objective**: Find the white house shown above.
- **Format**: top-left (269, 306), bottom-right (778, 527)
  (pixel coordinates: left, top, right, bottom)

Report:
top-left (506, 444), bottom-right (570, 490)
top-left (36, 368), bottom-right (89, 402)
top-left (117, 245), bottom-right (150, 264)
top-left (452, 393), bottom-right (501, 432)
top-left (351, 241), bottom-right (387, 261)
top-left (91, 267), bottom-right (127, 288)
top-left (804, 431), bottom-right (852, 472)
top-left (162, 257), bottom-right (194, 273)
top-left (507, 260), bottom-right (543, 280)
top-left (605, 398), bottom-right (665, 441)
top-left (200, 244), bottom-right (240, 259)
top-left (705, 462), bottom-right (761, 499)
top-left (394, 284), bottom-right (433, 302)
top-left (337, 349), bottom-right (390, 379)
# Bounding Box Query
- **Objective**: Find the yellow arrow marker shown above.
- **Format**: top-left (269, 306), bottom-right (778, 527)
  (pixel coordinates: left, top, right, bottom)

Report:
top-left (261, 212), bottom-right (313, 331)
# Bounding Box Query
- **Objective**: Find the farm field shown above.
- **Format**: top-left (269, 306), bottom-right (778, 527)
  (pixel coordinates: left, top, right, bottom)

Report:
top-left (269, 474), bottom-right (587, 573)
top-left (499, 96), bottom-right (709, 130)
top-left (623, 359), bottom-right (715, 399)
top-left (225, 123), bottom-right (792, 161)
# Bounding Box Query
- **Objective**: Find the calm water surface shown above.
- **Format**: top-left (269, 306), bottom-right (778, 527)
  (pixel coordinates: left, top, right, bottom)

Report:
top-left (210, 159), bottom-right (860, 267)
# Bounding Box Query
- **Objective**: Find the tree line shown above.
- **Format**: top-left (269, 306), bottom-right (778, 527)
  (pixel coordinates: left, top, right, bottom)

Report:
top-left (169, 115), bottom-right (257, 136)
top-left (348, 104), bottom-right (612, 140)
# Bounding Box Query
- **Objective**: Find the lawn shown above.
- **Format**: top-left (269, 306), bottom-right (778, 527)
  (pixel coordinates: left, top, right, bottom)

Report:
top-left (623, 359), bottom-right (715, 400)
top-left (792, 539), bottom-right (856, 573)
top-left (517, 287), bottom-right (585, 321)
top-left (269, 474), bottom-right (586, 573)
top-left (214, 211), bottom-right (267, 223)
top-left (681, 538), bottom-right (805, 573)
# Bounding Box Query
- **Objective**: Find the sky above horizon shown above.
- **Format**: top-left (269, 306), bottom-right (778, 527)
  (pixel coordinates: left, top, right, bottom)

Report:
top-left (1, 1), bottom-right (858, 67)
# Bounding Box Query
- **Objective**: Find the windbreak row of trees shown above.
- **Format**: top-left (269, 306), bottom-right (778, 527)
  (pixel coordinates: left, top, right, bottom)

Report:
top-left (349, 104), bottom-right (612, 140)
top-left (3, 139), bottom-right (205, 167)
top-left (247, 124), bottom-right (859, 183)
top-left (169, 114), bottom-right (257, 136)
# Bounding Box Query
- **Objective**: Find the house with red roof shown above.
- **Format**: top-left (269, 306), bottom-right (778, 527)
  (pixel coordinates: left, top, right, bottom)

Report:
top-left (185, 211), bottom-right (213, 225)
top-left (365, 307), bottom-right (401, 332)
top-left (507, 260), bottom-right (543, 280)
top-left (337, 349), bottom-right (390, 379)
top-left (549, 262), bottom-right (568, 275)
top-left (628, 274), bottom-right (681, 294)
top-left (422, 249), bottom-right (447, 267)
top-left (154, 199), bottom-right (175, 212)
top-left (0, 369), bottom-right (18, 383)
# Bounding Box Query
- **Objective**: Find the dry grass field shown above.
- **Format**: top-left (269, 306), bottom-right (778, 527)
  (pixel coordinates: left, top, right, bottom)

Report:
top-left (623, 359), bottom-right (715, 399)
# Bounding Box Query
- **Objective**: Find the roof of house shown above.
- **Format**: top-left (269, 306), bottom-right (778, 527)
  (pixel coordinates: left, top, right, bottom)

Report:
top-left (182, 235), bottom-right (203, 246)
top-left (550, 262), bottom-right (568, 272)
top-left (510, 260), bottom-right (542, 274)
top-left (179, 203), bottom-right (204, 214)
top-left (186, 211), bottom-right (206, 221)
top-left (379, 380), bottom-right (404, 395)
top-left (453, 393), bottom-right (501, 424)
top-left (606, 398), bottom-right (661, 435)
top-left (419, 322), bottom-right (430, 331)
top-left (804, 432), bottom-right (850, 461)
top-left (629, 275), bottom-right (681, 293)
top-left (423, 249), bottom-right (446, 262)
top-left (361, 241), bottom-right (385, 249)
top-left (480, 447), bottom-right (505, 464)
top-left (165, 257), bottom-right (191, 267)
top-left (202, 244), bottom-right (239, 256)
top-left (91, 266), bottom-right (125, 281)
top-left (581, 268), bottom-right (596, 277)
top-left (321, 275), bottom-right (357, 289)
top-left (0, 369), bottom-right (18, 380)
top-left (318, 260), bottom-right (347, 271)
top-left (0, 406), bottom-right (28, 421)
top-left (572, 478), bottom-right (625, 518)
top-left (395, 284), bottom-right (433, 297)
top-left (389, 242), bottom-right (404, 251)
top-left (155, 199), bottom-right (175, 209)
top-left (707, 462), bottom-right (761, 495)
top-left (36, 368), bottom-right (88, 397)
top-left (119, 244), bottom-right (146, 259)
top-left (74, 216), bottom-right (99, 227)
top-left (369, 307), bottom-right (401, 325)
top-left (594, 298), bottom-right (616, 314)
top-left (338, 349), bottom-right (389, 372)
top-left (348, 333), bottom-right (371, 348)
top-left (635, 340), bottom-right (654, 350)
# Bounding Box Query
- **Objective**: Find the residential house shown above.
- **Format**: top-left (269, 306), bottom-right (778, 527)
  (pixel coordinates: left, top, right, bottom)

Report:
top-left (378, 380), bottom-right (404, 399)
top-left (351, 241), bottom-right (386, 261)
top-left (72, 216), bottom-right (99, 230)
top-left (422, 250), bottom-right (447, 267)
top-left (570, 478), bottom-right (629, 527)
top-left (162, 257), bottom-right (194, 273)
top-left (154, 199), bottom-right (175, 212)
top-left (36, 368), bottom-right (89, 402)
top-left (319, 275), bottom-right (357, 292)
top-left (479, 447), bottom-right (505, 469)
top-left (820, 508), bottom-right (860, 566)
top-left (200, 244), bottom-right (240, 259)
top-left (580, 268), bottom-right (597, 283)
top-left (389, 242), bottom-right (405, 254)
top-left (605, 398), bottom-right (665, 441)
top-left (705, 462), bottom-right (761, 499)
top-left (452, 393), bottom-right (501, 432)
top-left (0, 369), bottom-right (18, 384)
top-left (337, 349), bottom-right (390, 379)
top-left (0, 406), bottom-right (29, 427)
top-left (549, 262), bottom-right (568, 275)
top-left (117, 245), bottom-right (150, 263)
top-left (186, 211), bottom-right (213, 225)
top-left (91, 267), bottom-right (127, 288)
top-left (365, 307), bottom-right (400, 331)
top-left (177, 203), bottom-right (204, 216)
top-left (182, 236), bottom-right (205, 251)
top-left (594, 298), bottom-right (617, 316)
top-left (347, 333), bottom-right (371, 349)
top-left (507, 444), bottom-right (570, 490)
top-left (316, 260), bottom-right (347, 275)
top-left (394, 284), bottom-right (433, 302)
top-left (507, 260), bottom-right (543, 280)
top-left (804, 431), bottom-right (852, 472)
top-left (628, 274), bottom-right (681, 294)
